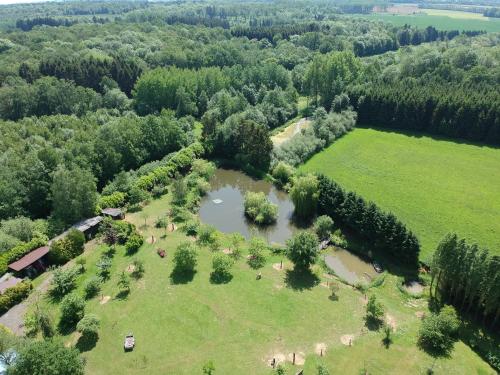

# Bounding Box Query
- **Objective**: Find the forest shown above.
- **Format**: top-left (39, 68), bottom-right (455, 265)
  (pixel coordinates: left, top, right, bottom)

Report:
top-left (0, 0), bottom-right (499, 374)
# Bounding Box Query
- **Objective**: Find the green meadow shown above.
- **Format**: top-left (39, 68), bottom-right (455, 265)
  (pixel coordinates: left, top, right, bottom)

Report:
top-left (358, 13), bottom-right (500, 33)
top-left (300, 128), bottom-right (500, 261)
top-left (29, 193), bottom-right (496, 375)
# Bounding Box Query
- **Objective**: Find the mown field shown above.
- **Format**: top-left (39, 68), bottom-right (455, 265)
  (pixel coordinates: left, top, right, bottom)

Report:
top-left (300, 128), bottom-right (500, 262)
top-left (358, 13), bottom-right (500, 33)
top-left (31, 193), bottom-right (495, 375)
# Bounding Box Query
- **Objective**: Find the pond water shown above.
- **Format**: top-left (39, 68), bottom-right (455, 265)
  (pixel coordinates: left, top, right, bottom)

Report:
top-left (198, 169), bottom-right (299, 244)
top-left (324, 247), bottom-right (377, 285)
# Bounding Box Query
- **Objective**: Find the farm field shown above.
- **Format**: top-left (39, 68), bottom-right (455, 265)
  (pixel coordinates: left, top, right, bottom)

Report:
top-left (300, 128), bottom-right (500, 261)
top-left (358, 13), bottom-right (500, 33)
top-left (30, 193), bottom-right (495, 375)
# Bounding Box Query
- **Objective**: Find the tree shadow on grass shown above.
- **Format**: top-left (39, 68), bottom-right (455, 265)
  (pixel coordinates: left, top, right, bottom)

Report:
top-left (76, 333), bottom-right (98, 353)
top-left (115, 289), bottom-right (130, 300)
top-left (57, 320), bottom-right (77, 336)
top-left (365, 317), bottom-right (384, 331)
top-left (284, 268), bottom-right (320, 291)
top-left (170, 269), bottom-right (196, 285)
top-left (209, 271), bottom-right (233, 285)
top-left (328, 294), bottom-right (339, 302)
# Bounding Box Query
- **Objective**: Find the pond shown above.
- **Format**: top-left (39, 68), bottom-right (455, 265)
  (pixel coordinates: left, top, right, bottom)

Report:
top-left (198, 169), bottom-right (299, 244)
top-left (324, 247), bottom-right (378, 285)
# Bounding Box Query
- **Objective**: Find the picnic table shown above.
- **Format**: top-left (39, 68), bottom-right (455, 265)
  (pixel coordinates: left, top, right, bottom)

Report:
top-left (124, 334), bottom-right (135, 351)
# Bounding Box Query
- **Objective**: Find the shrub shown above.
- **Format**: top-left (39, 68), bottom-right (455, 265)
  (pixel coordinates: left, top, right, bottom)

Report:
top-left (131, 259), bottom-right (145, 279)
top-left (197, 224), bottom-right (217, 245)
top-left (0, 281), bottom-right (32, 314)
top-left (247, 237), bottom-right (267, 269)
top-left (211, 253), bottom-right (234, 283)
top-left (191, 159), bottom-right (216, 180)
top-left (418, 305), bottom-right (460, 356)
top-left (117, 272), bottom-right (130, 292)
top-left (49, 229), bottom-right (85, 265)
top-left (286, 231), bottom-right (319, 271)
top-left (125, 233), bottom-right (143, 254)
top-left (313, 215), bottom-right (334, 240)
top-left (24, 308), bottom-right (54, 338)
top-left (60, 294), bottom-right (85, 327)
top-left (77, 314), bottom-right (100, 338)
top-left (50, 267), bottom-right (79, 298)
top-left (244, 192), bottom-right (278, 225)
top-left (330, 229), bottom-right (347, 248)
top-left (272, 161), bottom-right (295, 189)
top-left (99, 191), bottom-right (126, 209)
top-left (96, 256), bottom-right (112, 280)
top-left (290, 174), bottom-right (319, 219)
top-left (173, 242), bottom-right (198, 274)
top-left (84, 277), bottom-right (101, 299)
top-left (183, 220), bottom-right (200, 236)
top-left (365, 295), bottom-right (384, 325)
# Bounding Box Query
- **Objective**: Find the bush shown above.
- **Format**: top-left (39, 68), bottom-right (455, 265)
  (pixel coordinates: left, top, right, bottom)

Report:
top-left (99, 191), bottom-right (126, 209)
top-left (313, 215), bottom-right (334, 240)
top-left (211, 253), bottom-right (234, 283)
top-left (131, 259), bottom-right (145, 279)
top-left (173, 242), bottom-right (198, 274)
top-left (290, 174), bottom-right (319, 219)
top-left (125, 233), bottom-right (143, 254)
top-left (60, 294), bottom-right (85, 327)
top-left (50, 266), bottom-right (79, 298)
top-left (286, 231), bottom-right (319, 271)
top-left (244, 192), bottom-right (278, 225)
top-left (24, 308), bottom-right (54, 338)
top-left (330, 229), bottom-right (347, 248)
top-left (197, 224), bottom-right (217, 245)
top-left (183, 219), bottom-right (200, 236)
top-left (96, 255), bottom-right (112, 280)
top-left (365, 295), bottom-right (384, 326)
top-left (77, 314), bottom-right (100, 338)
top-left (49, 229), bottom-right (85, 265)
top-left (418, 305), bottom-right (460, 356)
top-left (247, 237), bottom-right (267, 269)
top-left (0, 281), bottom-right (32, 314)
top-left (272, 161), bottom-right (295, 189)
top-left (84, 277), bottom-right (101, 299)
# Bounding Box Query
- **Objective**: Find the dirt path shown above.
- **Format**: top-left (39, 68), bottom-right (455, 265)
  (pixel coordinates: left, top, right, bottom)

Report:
top-left (271, 118), bottom-right (311, 147)
top-left (0, 274), bottom-right (52, 335)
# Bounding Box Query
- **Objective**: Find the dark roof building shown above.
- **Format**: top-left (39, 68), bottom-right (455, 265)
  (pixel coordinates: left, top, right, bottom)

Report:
top-left (101, 208), bottom-right (124, 219)
top-left (8, 246), bottom-right (50, 273)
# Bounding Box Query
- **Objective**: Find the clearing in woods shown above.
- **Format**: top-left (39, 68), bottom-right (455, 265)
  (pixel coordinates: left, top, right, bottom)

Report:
top-left (300, 127), bottom-right (500, 261)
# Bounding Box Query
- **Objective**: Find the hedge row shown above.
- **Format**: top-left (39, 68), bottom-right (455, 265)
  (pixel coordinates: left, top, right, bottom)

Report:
top-left (0, 237), bottom-right (47, 275)
top-left (0, 281), bottom-right (32, 314)
top-left (134, 142), bottom-right (205, 191)
top-left (317, 174), bottom-right (420, 268)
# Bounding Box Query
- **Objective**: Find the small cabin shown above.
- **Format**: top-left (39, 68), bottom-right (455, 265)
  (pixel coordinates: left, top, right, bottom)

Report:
top-left (72, 216), bottom-right (103, 240)
top-left (8, 246), bottom-right (50, 278)
top-left (101, 208), bottom-right (124, 220)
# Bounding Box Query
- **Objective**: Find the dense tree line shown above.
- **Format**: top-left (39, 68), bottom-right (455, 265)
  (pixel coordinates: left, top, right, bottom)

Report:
top-left (16, 17), bottom-right (78, 31)
top-left (431, 234), bottom-right (500, 330)
top-left (231, 23), bottom-right (320, 42)
top-left (484, 7), bottom-right (500, 17)
top-left (350, 81), bottom-right (500, 144)
top-left (317, 175), bottom-right (420, 268)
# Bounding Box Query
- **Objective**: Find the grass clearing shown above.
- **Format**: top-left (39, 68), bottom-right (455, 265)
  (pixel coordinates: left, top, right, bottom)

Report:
top-left (29, 192), bottom-right (496, 374)
top-left (300, 127), bottom-right (500, 261)
top-left (422, 9), bottom-right (490, 20)
top-left (356, 13), bottom-right (500, 32)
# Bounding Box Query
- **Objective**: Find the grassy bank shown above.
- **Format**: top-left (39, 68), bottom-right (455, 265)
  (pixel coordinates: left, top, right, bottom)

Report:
top-left (28, 191), bottom-right (495, 374)
top-left (300, 127), bottom-right (500, 261)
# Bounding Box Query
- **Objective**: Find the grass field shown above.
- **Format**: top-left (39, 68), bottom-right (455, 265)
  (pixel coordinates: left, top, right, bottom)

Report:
top-left (357, 13), bottom-right (500, 33)
top-left (29, 192), bottom-right (497, 374)
top-left (300, 128), bottom-right (500, 262)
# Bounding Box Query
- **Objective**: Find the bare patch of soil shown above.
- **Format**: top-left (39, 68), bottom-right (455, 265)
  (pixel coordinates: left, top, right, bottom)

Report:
top-left (386, 314), bottom-right (397, 331)
top-left (287, 352), bottom-right (305, 366)
top-left (267, 353), bottom-right (286, 368)
top-left (272, 262), bottom-right (285, 271)
top-left (222, 248), bottom-right (233, 255)
top-left (146, 236), bottom-right (156, 244)
top-left (341, 334), bottom-right (354, 346)
top-left (126, 264), bottom-right (136, 273)
top-left (415, 311), bottom-right (426, 319)
top-left (99, 296), bottom-right (111, 305)
top-left (315, 342), bottom-right (327, 356)
top-left (168, 223), bottom-right (177, 232)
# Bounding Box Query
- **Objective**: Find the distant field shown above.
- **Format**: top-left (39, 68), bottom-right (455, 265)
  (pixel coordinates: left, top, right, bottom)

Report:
top-left (300, 128), bottom-right (500, 261)
top-left (359, 13), bottom-right (500, 32)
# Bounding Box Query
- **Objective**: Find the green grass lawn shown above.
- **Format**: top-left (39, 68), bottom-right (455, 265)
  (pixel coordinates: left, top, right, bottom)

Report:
top-left (32, 193), bottom-right (496, 374)
top-left (300, 128), bottom-right (500, 262)
top-left (356, 13), bottom-right (500, 32)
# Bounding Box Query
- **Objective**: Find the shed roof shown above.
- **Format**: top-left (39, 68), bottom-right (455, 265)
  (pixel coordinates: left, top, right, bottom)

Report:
top-left (101, 208), bottom-right (123, 217)
top-left (73, 216), bottom-right (103, 232)
top-left (8, 246), bottom-right (49, 272)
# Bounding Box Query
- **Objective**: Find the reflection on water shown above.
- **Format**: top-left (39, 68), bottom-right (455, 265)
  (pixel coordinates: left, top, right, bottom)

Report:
top-left (198, 169), bottom-right (298, 244)
top-left (324, 247), bottom-right (377, 285)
